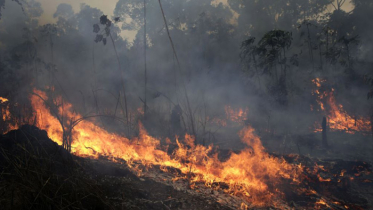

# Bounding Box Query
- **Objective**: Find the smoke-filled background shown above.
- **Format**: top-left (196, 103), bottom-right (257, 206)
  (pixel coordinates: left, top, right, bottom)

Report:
top-left (1, 0), bottom-right (373, 154)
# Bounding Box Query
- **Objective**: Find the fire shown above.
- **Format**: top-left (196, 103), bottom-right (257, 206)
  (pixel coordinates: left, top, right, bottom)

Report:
top-left (2, 105), bottom-right (12, 122)
top-left (311, 163), bottom-right (332, 182)
top-left (0, 97), bottom-right (8, 103)
top-left (312, 78), bottom-right (371, 134)
top-left (240, 202), bottom-right (249, 210)
top-left (316, 198), bottom-right (331, 208)
top-left (211, 117), bottom-right (227, 127)
top-left (209, 106), bottom-right (248, 127)
top-left (340, 169), bottom-right (346, 177)
top-left (317, 174), bottom-right (331, 182)
top-left (26, 89), bottom-right (302, 207)
top-left (137, 107), bottom-right (144, 115)
top-left (1, 98), bottom-right (19, 134)
top-left (225, 106), bottom-right (248, 123)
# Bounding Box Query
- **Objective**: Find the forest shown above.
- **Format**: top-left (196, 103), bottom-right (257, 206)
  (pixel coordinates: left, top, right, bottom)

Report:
top-left (0, 0), bottom-right (373, 209)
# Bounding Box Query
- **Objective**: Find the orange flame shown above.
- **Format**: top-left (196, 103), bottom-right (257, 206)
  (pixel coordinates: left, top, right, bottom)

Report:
top-left (312, 78), bottom-right (371, 134)
top-left (0, 97), bottom-right (8, 104)
top-left (1, 98), bottom-right (19, 134)
top-left (2, 105), bottom-right (12, 122)
top-left (225, 106), bottom-right (249, 123)
top-left (316, 198), bottom-right (331, 209)
top-left (25, 89), bottom-right (304, 206)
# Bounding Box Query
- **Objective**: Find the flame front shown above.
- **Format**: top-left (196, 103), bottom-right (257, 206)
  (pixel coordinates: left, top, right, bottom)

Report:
top-left (22, 89), bottom-right (302, 206)
top-left (312, 78), bottom-right (371, 134)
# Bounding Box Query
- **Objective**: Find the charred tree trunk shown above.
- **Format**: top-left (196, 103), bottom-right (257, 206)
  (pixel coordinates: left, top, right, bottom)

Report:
top-left (322, 116), bottom-right (328, 148)
top-left (62, 119), bottom-right (73, 153)
top-left (63, 129), bottom-right (72, 153)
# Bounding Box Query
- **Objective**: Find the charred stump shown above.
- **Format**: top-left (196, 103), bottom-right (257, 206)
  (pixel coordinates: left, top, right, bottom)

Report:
top-left (322, 116), bottom-right (328, 148)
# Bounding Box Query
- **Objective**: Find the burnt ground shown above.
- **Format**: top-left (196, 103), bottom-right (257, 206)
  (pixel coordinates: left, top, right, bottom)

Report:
top-left (0, 125), bottom-right (372, 209)
top-left (0, 125), bottom-right (232, 210)
top-left (80, 158), bottom-right (232, 210)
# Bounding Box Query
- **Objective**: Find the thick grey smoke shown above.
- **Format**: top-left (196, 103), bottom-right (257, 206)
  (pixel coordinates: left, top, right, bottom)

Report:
top-left (0, 0), bottom-right (372, 151)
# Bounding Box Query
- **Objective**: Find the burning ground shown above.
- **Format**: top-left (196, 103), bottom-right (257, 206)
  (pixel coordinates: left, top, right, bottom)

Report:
top-left (0, 90), bottom-right (373, 209)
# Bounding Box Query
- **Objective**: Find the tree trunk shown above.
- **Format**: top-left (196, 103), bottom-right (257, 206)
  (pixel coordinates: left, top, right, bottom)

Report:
top-left (319, 42), bottom-right (323, 70)
top-left (109, 33), bottom-right (130, 135)
top-left (307, 24), bottom-right (315, 71)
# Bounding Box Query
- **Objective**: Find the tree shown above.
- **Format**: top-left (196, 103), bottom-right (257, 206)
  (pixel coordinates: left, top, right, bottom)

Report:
top-left (93, 15), bottom-right (130, 135)
top-left (298, 20), bottom-right (318, 71)
top-left (0, 0), bottom-right (23, 19)
top-left (114, 0), bottom-right (236, 138)
top-left (228, 0), bottom-right (332, 38)
top-left (53, 3), bottom-right (76, 34)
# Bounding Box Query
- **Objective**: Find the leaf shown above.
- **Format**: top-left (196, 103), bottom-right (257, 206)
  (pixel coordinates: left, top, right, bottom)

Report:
top-left (105, 27), bottom-right (110, 36)
top-left (93, 24), bottom-right (100, 33)
top-left (106, 20), bottom-right (112, 27)
top-left (114, 17), bottom-right (121, 23)
top-left (100, 15), bottom-right (108, 25)
top-left (94, 34), bottom-right (103, 43)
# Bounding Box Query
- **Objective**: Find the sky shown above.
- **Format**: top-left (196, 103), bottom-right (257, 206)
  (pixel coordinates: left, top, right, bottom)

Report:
top-left (33, 0), bottom-right (355, 41)
top-left (38, 0), bottom-right (117, 26)
top-left (36, 0), bottom-right (140, 40)
top-left (35, 0), bottom-right (229, 41)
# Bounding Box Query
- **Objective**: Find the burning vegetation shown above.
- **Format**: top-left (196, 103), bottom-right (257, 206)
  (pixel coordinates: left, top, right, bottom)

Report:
top-left (1, 0), bottom-right (373, 209)
top-left (29, 89), bottom-right (301, 206)
top-left (312, 78), bottom-right (371, 134)
top-left (1, 89), bottom-right (372, 209)
top-left (224, 106), bottom-right (249, 124)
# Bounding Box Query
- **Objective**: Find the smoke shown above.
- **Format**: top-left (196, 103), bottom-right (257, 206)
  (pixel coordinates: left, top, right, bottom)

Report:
top-left (0, 0), bottom-right (372, 152)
